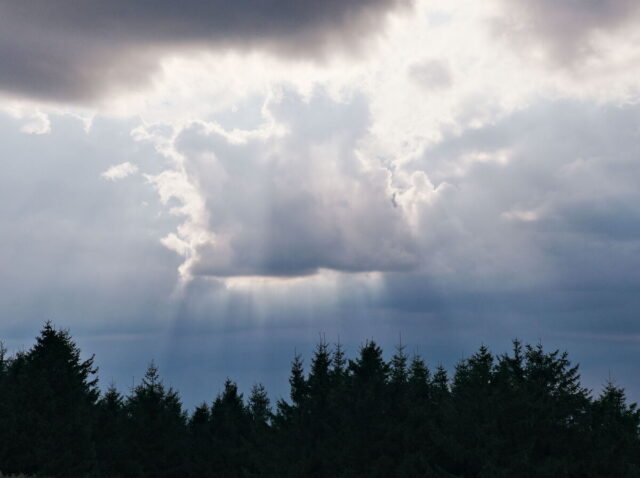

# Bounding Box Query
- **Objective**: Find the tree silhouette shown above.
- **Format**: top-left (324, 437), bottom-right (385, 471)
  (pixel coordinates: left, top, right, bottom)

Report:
top-left (0, 324), bottom-right (639, 478)
top-left (590, 381), bottom-right (640, 476)
top-left (0, 322), bottom-right (98, 476)
top-left (125, 361), bottom-right (188, 477)
top-left (95, 384), bottom-right (129, 477)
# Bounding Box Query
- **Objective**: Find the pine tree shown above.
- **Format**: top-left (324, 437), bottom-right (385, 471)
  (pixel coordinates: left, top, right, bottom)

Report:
top-left (390, 343), bottom-right (409, 388)
top-left (211, 379), bottom-right (249, 434)
top-left (308, 341), bottom-right (331, 403)
top-left (188, 403), bottom-right (214, 478)
top-left (346, 341), bottom-right (391, 476)
top-left (95, 384), bottom-right (129, 477)
top-left (331, 341), bottom-right (347, 381)
top-left (209, 379), bottom-right (255, 476)
top-left (303, 341), bottom-right (337, 475)
top-left (125, 361), bottom-right (188, 477)
top-left (248, 383), bottom-right (272, 426)
top-left (289, 352), bottom-right (308, 406)
top-left (487, 340), bottom-right (531, 475)
top-left (387, 343), bottom-right (411, 469)
top-left (247, 383), bottom-right (274, 475)
top-left (520, 344), bottom-right (591, 476)
top-left (589, 382), bottom-right (640, 477)
top-left (408, 353), bottom-right (431, 399)
top-left (448, 346), bottom-right (497, 475)
top-left (0, 322), bottom-right (99, 477)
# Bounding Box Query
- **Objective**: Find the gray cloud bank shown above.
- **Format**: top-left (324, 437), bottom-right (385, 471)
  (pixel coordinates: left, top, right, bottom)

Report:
top-left (0, 0), bottom-right (409, 103)
top-left (493, 0), bottom-right (640, 66)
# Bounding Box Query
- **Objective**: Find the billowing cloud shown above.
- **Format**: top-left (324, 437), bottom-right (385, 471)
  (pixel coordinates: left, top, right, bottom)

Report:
top-left (0, 0), bottom-right (411, 103)
top-left (139, 89), bottom-right (420, 279)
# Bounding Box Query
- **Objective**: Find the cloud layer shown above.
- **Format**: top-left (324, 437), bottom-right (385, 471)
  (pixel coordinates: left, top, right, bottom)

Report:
top-left (0, 0), bottom-right (410, 103)
top-left (492, 0), bottom-right (640, 66)
top-left (2, 0), bottom-right (640, 406)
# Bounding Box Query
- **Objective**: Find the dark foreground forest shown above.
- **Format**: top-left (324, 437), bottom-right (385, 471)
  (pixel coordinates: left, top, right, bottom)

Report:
top-left (0, 323), bottom-right (638, 477)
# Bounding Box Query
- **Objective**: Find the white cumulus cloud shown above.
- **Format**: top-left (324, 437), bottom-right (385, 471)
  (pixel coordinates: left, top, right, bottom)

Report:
top-left (101, 161), bottom-right (139, 181)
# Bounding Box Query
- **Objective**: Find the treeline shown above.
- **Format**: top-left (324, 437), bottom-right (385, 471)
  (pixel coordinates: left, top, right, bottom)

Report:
top-left (0, 323), bottom-right (639, 477)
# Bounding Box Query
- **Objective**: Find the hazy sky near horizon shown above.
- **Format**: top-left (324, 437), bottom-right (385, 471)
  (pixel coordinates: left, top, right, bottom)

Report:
top-left (2, 0), bottom-right (640, 406)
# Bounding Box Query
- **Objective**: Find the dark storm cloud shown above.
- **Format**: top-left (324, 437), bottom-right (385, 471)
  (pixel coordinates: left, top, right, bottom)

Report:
top-left (0, 0), bottom-right (410, 103)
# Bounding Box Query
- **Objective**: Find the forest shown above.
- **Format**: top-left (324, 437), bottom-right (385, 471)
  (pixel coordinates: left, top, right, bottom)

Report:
top-left (0, 322), bottom-right (638, 477)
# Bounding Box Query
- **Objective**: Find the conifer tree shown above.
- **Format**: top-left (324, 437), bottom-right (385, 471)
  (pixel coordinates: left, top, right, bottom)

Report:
top-left (346, 341), bottom-right (391, 476)
top-left (125, 361), bottom-right (188, 477)
top-left (210, 379), bottom-right (255, 475)
top-left (449, 346), bottom-right (498, 476)
top-left (331, 341), bottom-right (347, 381)
top-left (390, 343), bottom-right (409, 388)
top-left (520, 344), bottom-right (591, 476)
top-left (408, 353), bottom-right (431, 399)
top-left (289, 352), bottom-right (308, 406)
top-left (188, 403), bottom-right (214, 478)
top-left (248, 383), bottom-right (272, 426)
top-left (590, 382), bottom-right (640, 477)
top-left (95, 384), bottom-right (129, 477)
top-left (274, 352), bottom-right (308, 459)
top-left (308, 341), bottom-right (331, 403)
top-left (490, 340), bottom-right (534, 474)
top-left (0, 322), bottom-right (98, 477)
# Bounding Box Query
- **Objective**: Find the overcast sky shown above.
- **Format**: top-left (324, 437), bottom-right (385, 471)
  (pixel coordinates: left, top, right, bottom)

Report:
top-left (1, 0), bottom-right (640, 407)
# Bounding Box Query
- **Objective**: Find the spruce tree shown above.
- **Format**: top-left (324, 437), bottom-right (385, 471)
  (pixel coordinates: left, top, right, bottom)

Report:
top-left (521, 344), bottom-right (591, 476)
top-left (188, 403), bottom-right (214, 478)
top-left (346, 341), bottom-right (391, 476)
top-left (95, 384), bottom-right (129, 477)
top-left (590, 382), bottom-right (640, 477)
top-left (450, 346), bottom-right (497, 476)
top-left (125, 361), bottom-right (188, 477)
top-left (0, 322), bottom-right (98, 477)
top-left (209, 379), bottom-right (254, 476)
top-left (248, 383), bottom-right (272, 426)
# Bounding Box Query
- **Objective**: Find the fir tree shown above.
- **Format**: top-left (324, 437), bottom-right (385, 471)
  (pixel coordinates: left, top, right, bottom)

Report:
top-left (248, 383), bottom-right (272, 426)
top-left (188, 403), bottom-right (214, 478)
top-left (590, 382), bottom-right (640, 477)
top-left (125, 361), bottom-right (188, 477)
top-left (95, 384), bottom-right (129, 477)
top-left (210, 379), bottom-right (255, 476)
top-left (0, 322), bottom-right (98, 477)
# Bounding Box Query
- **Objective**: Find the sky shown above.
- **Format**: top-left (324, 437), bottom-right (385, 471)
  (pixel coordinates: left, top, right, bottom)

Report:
top-left (1, 0), bottom-right (640, 407)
